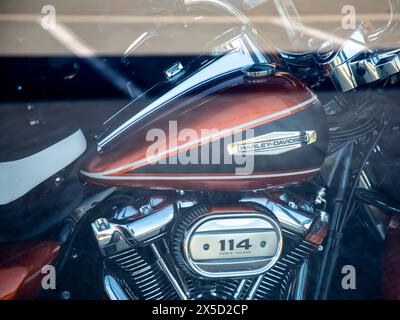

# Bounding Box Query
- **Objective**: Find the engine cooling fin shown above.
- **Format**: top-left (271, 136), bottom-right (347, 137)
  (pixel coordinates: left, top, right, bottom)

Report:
top-left (107, 247), bottom-right (178, 300)
top-left (170, 204), bottom-right (210, 277)
top-left (252, 237), bottom-right (317, 300)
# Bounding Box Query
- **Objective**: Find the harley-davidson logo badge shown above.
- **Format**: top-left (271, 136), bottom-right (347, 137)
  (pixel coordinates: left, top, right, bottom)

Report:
top-left (227, 131), bottom-right (317, 155)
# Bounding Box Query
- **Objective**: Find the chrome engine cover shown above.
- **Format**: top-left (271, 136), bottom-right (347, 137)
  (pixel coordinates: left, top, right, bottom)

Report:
top-left (182, 211), bottom-right (283, 278)
top-left (92, 190), bottom-right (327, 300)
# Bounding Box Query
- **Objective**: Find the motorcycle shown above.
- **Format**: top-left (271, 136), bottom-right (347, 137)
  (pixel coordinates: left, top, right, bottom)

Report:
top-left (1, 0), bottom-right (400, 300)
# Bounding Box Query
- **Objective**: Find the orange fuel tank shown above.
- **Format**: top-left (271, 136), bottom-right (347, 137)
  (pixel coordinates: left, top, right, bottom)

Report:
top-left (81, 68), bottom-right (328, 191)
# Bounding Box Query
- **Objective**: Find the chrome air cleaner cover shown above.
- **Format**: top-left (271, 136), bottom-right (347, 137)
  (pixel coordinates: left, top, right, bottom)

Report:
top-left (179, 208), bottom-right (283, 278)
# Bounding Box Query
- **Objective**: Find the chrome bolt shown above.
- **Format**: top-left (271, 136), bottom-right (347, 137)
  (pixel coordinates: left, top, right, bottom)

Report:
top-left (260, 241), bottom-right (267, 248)
top-left (140, 204), bottom-right (152, 215)
top-left (288, 201), bottom-right (298, 209)
top-left (54, 176), bottom-right (63, 186)
top-left (203, 244), bottom-right (210, 251)
top-left (279, 193), bottom-right (289, 202)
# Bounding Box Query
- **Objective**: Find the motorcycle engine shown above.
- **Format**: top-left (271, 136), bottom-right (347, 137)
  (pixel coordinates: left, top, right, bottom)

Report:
top-left (91, 186), bottom-right (328, 300)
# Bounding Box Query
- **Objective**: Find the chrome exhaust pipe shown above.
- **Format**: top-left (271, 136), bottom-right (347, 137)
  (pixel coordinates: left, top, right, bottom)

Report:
top-left (291, 260), bottom-right (309, 300)
top-left (104, 275), bottom-right (129, 300)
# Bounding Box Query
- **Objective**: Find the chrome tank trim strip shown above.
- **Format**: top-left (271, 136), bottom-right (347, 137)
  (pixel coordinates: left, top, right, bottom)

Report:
top-left (81, 167), bottom-right (320, 181)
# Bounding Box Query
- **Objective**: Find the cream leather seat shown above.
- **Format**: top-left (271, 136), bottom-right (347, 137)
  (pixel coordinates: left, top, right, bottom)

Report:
top-left (0, 129), bottom-right (87, 205)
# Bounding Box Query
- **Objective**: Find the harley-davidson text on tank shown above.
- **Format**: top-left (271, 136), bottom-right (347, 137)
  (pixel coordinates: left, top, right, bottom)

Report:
top-left (227, 130), bottom-right (317, 156)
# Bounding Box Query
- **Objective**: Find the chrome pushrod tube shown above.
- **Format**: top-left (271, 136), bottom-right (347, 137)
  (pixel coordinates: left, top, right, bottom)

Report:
top-left (151, 243), bottom-right (189, 300)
